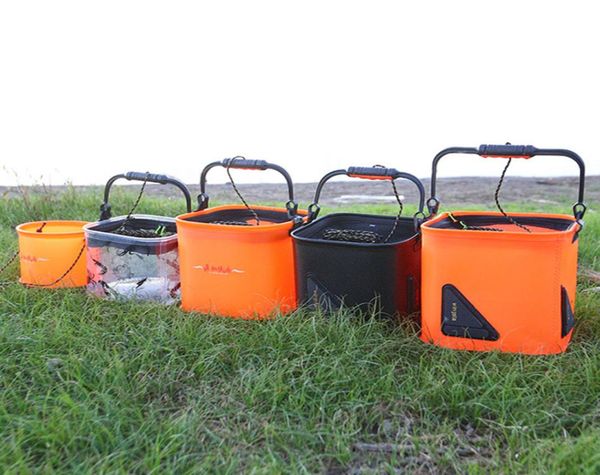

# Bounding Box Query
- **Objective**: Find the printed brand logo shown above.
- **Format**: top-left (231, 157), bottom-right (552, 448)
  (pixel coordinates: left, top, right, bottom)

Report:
top-left (21, 255), bottom-right (48, 263)
top-left (451, 302), bottom-right (458, 321)
top-left (193, 264), bottom-right (244, 275)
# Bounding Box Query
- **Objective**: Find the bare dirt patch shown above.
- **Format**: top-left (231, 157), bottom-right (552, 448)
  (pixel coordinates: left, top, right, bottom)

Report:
top-left (3, 176), bottom-right (596, 208)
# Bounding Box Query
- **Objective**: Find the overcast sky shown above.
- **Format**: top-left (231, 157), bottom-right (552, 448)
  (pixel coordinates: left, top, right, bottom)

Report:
top-left (1, 0), bottom-right (598, 188)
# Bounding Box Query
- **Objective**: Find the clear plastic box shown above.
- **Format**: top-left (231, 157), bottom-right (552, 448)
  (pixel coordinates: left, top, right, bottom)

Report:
top-left (84, 215), bottom-right (180, 304)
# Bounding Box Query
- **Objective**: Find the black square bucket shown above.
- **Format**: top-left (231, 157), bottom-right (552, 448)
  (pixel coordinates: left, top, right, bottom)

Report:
top-left (291, 166), bottom-right (426, 317)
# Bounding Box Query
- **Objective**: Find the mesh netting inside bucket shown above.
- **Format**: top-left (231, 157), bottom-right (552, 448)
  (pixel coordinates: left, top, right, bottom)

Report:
top-left (85, 216), bottom-right (180, 303)
top-left (101, 218), bottom-right (177, 238)
top-left (184, 208), bottom-right (294, 227)
top-left (295, 214), bottom-right (418, 245)
top-left (428, 213), bottom-right (576, 234)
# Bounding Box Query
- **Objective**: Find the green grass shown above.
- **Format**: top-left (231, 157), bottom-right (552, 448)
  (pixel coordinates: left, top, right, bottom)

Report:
top-left (0, 187), bottom-right (599, 473)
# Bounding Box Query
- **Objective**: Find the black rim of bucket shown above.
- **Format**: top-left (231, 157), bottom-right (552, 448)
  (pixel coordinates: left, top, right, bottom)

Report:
top-left (292, 212), bottom-right (421, 248)
top-left (86, 216), bottom-right (178, 254)
top-left (183, 207), bottom-right (295, 226)
top-left (427, 213), bottom-right (576, 233)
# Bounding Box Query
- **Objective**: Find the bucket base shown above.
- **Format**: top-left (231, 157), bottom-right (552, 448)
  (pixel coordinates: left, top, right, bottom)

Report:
top-left (419, 334), bottom-right (571, 355)
top-left (19, 277), bottom-right (85, 289)
top-left (88, 277), bottom-right (178, 304)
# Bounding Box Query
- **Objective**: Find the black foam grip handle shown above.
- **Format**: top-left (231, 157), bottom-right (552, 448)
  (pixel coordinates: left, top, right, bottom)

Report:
top-left (221, 158), bottom-right (269, 170)
top-left (478, 144), bottom-right (538, 157)
top-left (124, 171), bottom-right (170, 184)
top-left (347, 166), bottom-right (401, 178)
top-left (100, 172), bottom-right (192, 220)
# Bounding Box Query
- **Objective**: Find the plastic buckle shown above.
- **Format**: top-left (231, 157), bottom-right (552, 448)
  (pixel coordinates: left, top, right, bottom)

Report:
top-left (197, 193), bottom-right (209, 211)
top-left (286, 200), bottom-right (299, 220)
top-left (413, 211), bottom-right (426, 231)
top-left (307, 203), bottom-right (321, 222)
top-left (573, 202), bottom-right (587, 221)
top-left (427, 197), bottom-right (440, 216)
top-left (99, 203), bottom-right (112, 221)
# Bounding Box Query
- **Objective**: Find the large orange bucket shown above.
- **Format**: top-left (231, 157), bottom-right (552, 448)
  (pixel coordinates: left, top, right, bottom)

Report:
top-left (176, 158), bottom-right (305, 319)
top-left (16, 220), bottom-right (88, 288)
top-left (420, 144), bottom-right (586, 355)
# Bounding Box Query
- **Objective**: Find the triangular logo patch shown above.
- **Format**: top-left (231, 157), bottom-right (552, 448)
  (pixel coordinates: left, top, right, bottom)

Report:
top-left (441, 284), bottom-right (499, 341)
top-left (561, 287), bottom-right (575, 337)
top-left (306, 275), bottom-right (343, 312)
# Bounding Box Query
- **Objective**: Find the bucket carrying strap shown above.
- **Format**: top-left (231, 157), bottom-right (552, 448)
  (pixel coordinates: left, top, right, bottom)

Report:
top-left (447, 158), bottom-right (532, 233)
top-left (197, 156), bottom-right (300, 223)
top-left (493, 158), bottom-right (531, 233)
top-left (0, 229), bottom-right (85, 288)
top-left (426, 143), bottom-right (587, 239)
top-left (115, 172), bottom-right (150, 234)
top-left (221, 156), bottom-right (261, 225)
top-left (0, 249), bottom-right (19, 287)
top-left (307, 166), bottom-right (426, 242)
top-left (27, 241), bottom-right (86, 288)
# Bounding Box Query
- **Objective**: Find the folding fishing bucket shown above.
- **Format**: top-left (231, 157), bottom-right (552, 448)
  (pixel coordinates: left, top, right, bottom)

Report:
top-left (176, 157), bottom-right (304, 319)
top-left (291, 166), bottom-right (426, 317)
top-left (15, 220), bottom-right (88, 288)
top-left (420, 144), bottom-right (587, 355)
top-left (84, 172), bottom-right (192, 303)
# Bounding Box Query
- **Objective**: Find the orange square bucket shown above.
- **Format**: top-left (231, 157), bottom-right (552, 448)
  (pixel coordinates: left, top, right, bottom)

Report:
top-left (420, 144), bottom-right (586, 355)
top-left (176, 157), bottom-right (306, 319)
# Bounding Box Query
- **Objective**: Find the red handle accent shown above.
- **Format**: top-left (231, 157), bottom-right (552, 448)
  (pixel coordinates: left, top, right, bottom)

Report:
top-left (347, 173), bottom-right (393, 181)
top-left (478, 144), bottom-right (537, 158)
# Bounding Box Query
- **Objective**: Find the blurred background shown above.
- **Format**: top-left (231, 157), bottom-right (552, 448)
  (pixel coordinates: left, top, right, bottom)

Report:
top-left (1, 0), bottom-right (598, 187)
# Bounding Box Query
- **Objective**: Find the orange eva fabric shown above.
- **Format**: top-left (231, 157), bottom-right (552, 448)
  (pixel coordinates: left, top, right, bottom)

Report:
top-left (16, 221), bottom-right (88, 288)
top-left (420, 211), bottom-right (579, 355)
top-left (176, 205), bottom-right (306, 319)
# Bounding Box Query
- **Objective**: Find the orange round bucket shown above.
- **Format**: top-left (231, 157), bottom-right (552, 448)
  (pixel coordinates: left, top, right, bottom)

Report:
top-left (16, 220), bottom-right (88, 288)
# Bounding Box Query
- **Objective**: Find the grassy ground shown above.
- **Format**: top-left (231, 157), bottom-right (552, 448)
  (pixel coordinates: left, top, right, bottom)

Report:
top-left (0, 188), bottom-right (599, 474)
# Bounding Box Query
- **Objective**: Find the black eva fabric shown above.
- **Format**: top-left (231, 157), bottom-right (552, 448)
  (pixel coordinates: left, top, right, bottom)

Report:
top-left (429, 214), bottom-right (575, 232)
top-left (292, 213), bottom-right (421, 317)
top-left (293, 213), bottom-right (416, 246)
top-left (183, 208), bottom-right (292, 225)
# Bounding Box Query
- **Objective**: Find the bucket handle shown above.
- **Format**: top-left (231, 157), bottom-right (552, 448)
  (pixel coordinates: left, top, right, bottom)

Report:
top-left (427, 144), bottom-right (587, 221)
top-left (99, 172), bottom-right (192, 220)
top-left (197, 157), bottom-right (298, 218)
top-left (307, 166), bottom-right (426, 225)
